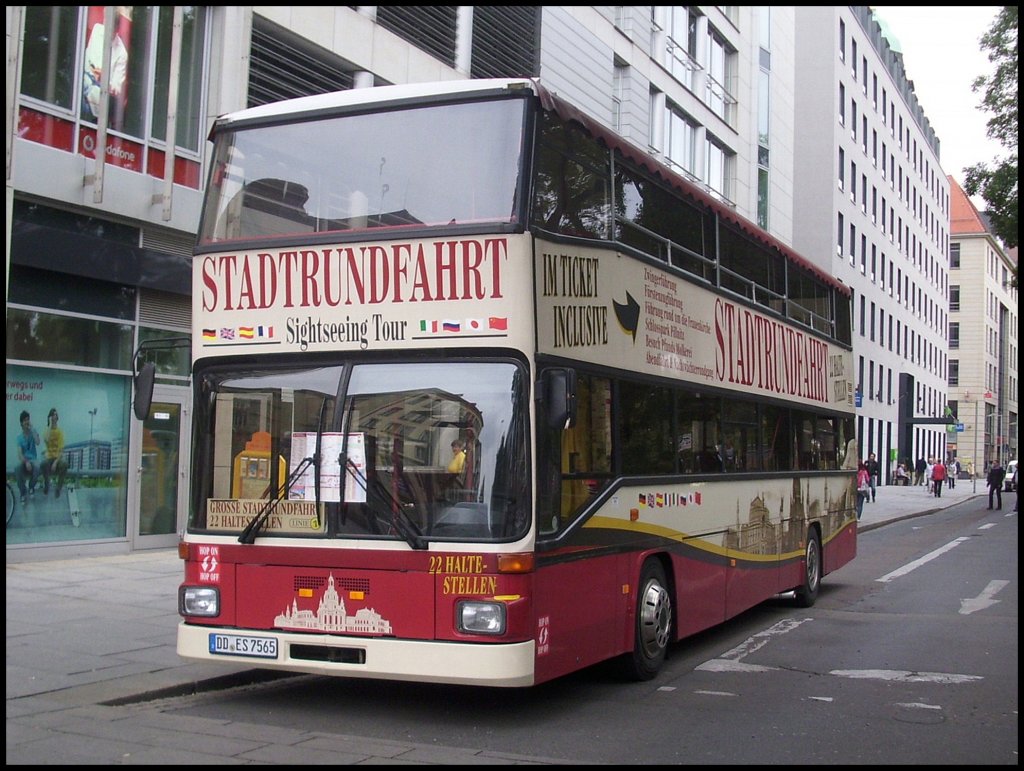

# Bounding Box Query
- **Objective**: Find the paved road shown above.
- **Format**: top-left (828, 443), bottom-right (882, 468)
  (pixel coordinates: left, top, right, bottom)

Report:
top-left (6, 482), bottom-right (996, 764)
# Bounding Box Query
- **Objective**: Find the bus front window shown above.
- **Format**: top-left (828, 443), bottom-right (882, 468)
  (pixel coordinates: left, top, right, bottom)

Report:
top-left (340, 361), bottom-right (529, 542)
top-left (190, 360), bottom-right (529, 543)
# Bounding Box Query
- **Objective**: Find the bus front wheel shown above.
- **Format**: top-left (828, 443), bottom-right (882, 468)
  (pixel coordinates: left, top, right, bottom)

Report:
top-left (793, 529), bottom-right (821, 608)
top-left (623, 559), bottom-right (672, 681)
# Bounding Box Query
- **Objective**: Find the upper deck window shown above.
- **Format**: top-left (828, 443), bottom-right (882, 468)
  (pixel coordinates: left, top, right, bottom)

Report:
top-left (198, 97), bottom-right (527, 247)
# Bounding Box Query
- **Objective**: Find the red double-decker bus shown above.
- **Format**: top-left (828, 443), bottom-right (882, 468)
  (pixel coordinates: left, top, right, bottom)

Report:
top-left (136, 78), bottom-right (857, 687)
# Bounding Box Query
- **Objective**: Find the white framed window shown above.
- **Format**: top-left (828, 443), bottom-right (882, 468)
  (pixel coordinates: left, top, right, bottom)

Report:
top-left (704, 25), bottom-right (736, 124)
top-left (704, 135), bottom-right (732, 203)
top-left (664, 104), bottom-right (698, 179)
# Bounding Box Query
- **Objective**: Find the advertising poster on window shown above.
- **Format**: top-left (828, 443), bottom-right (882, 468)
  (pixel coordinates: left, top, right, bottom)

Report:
top-left (82, 5), bottom-right (133, 129)
top-left (6, 364), bottom-right (129, 544)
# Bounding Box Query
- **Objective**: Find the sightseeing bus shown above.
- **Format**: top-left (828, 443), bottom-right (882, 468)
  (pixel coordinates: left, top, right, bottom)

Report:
top-left (143, 78), bottom-right (857, 687)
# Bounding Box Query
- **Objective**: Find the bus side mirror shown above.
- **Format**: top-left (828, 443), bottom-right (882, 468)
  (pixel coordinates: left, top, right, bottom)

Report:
top-left (134, 361), bottom-right (156, 420)
top-left (544, 368), bottom-right (577, 429)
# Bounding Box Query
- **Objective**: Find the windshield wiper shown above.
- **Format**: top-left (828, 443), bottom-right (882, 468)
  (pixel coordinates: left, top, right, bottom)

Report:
top-left (342, 455), bottom-right (427, 550)
top-left (238, 454), bottom-right (318, 544)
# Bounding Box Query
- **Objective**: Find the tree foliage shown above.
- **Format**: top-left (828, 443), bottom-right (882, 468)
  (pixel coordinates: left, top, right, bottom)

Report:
top-left (962, 6), bottom-right (1018, 250)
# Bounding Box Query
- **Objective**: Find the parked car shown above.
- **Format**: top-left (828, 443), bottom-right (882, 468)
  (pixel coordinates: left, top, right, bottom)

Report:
top-left (1005, 460), bottom-right (1017, 492)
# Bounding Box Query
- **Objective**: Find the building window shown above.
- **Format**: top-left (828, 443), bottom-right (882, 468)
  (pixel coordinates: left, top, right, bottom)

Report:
top-left (950, 285), bottom-right (960, 311)
top-left (704, 135), bottom-right (731, 203)
top-left (950, 243), bottom-right (961, 268)
top-left (665, 6), bottom-right (700, 90)
top-left (19, 6), bottom-right (208, 176)
top-left (665, 103), bottom-right (698, 178)
top-left (948, 360), bottom-right (959, 386)
top-left (704, 25), bottom-right (736, 124)
top-left (612, 60), bottom-right (627, 134)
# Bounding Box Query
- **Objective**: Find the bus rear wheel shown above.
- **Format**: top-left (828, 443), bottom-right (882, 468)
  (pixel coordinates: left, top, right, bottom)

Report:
top-left (623, 559), bottom-right (672, 681)
top-left (793, 529), bottom-right (821, 608)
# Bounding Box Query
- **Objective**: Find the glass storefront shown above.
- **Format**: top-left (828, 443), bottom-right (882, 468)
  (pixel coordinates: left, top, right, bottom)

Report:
top-left (6, 217), bottom-right (190, 553)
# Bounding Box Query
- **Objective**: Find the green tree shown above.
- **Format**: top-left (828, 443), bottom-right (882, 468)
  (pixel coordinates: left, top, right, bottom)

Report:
top-left (963, 6), bottom-right (1018, 252)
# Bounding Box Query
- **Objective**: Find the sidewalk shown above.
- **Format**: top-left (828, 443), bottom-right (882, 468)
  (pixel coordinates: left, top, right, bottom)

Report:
top-left (856, 476), bottom-right (986, 532)
top-left (6, 481), bottom-right (990, 764)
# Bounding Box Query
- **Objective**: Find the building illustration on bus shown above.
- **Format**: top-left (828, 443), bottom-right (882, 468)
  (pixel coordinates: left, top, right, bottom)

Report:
top-left (135, 78), bottom-right (857, 687)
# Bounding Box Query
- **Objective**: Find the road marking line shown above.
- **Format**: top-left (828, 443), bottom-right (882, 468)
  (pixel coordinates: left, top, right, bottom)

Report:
top-left (876, 537), bottom-right (969, 583)
top-left (696, 618), bottom-right (812, 672)
top-left (829, 669), bottom-right (982, 684)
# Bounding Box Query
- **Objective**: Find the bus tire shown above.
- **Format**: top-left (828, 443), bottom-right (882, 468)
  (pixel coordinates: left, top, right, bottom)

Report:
top-left (793, 528), bottom-right (821, 608)
top-left (623, 559), bottom-right (672, 681)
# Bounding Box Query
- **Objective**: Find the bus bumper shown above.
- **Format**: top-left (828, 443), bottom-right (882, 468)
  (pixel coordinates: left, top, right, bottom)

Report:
top-left (177, 622), bottom-right (537, 687)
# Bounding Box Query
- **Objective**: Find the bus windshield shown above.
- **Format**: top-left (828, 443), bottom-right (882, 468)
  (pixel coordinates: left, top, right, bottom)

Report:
top-left (198, 96), bottom-right (527, 246)
top-left (191, 359), bottom-right (530, 543)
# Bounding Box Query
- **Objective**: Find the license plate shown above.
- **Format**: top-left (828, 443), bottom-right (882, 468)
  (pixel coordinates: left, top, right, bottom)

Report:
top-left (209, 633), bottom-right (279, 659)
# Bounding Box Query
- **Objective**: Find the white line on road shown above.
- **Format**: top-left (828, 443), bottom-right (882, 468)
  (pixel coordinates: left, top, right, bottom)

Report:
top-left (695, 617), bottom-right (812, 672)
top-left (876, 537), bottom-right (970, 583)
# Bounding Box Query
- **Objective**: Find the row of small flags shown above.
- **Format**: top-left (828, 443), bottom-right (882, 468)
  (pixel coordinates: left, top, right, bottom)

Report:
top-left (202, 316), bottom-right (510, 342)
top-left (202, 326), bottom-right (274, 341)
top-left (638, 491), bottom-right (703, 507)
top-left (419, 317), bottom-right (508, 333)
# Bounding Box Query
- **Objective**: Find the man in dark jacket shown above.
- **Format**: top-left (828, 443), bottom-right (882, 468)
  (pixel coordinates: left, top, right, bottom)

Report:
top-left (914, 457), bottom-right (927, 486)
top-left (987, 460), bottom-right (1005, 510)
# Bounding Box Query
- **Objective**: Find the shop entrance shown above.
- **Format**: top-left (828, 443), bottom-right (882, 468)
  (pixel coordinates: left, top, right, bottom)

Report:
top-left (132, 386), bottom-right (189, 550)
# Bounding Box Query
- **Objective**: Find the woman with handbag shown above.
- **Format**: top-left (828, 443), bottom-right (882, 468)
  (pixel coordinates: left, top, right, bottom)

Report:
top-left (856, 461), bottom-right (871, 521)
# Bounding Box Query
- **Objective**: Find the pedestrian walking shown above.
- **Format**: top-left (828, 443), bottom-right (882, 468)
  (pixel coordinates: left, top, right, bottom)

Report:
top-left (1013, 464), bottom-right (1018, 512)
top-left (945, 458), bottom-right (958, 489)
top-left (855, 462), bottom-right (871, 521)
top-left (986, 460), bottom-right (1005, 510)
top-left (931, 458), bottom-right (946, 497)
top-left (914, 456), bottom-right (927, 486)
top-left (865, 452), bottom-right (879, 502)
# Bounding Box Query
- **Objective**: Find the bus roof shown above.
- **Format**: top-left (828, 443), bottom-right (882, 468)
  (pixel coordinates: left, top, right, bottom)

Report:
top-left (213, 78), bottom-right (848, 297)
top-left (211, 78), bottom-right (536, 129)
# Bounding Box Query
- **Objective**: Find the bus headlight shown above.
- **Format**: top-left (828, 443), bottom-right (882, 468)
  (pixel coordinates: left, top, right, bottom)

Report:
top-left (456, 600), bottom-right (506, 635)
top-left (179, 586), bottom-right (220, 617)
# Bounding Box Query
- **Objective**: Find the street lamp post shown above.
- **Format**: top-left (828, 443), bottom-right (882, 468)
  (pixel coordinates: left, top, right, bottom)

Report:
top-left (88, 408), bottom-right (98, 471)
top-left (973, 398), bottom-right (979, 494)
